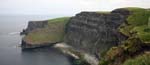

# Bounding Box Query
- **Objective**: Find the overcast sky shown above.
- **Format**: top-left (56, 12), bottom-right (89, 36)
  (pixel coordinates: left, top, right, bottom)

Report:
top-left (0, 0), bottom-right (149, 15)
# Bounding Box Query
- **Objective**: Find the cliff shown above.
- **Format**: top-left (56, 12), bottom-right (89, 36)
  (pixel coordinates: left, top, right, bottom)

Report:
top-left (20, 20), bottom-right (48, 35)
top-left (21, 17), bottom-right (70, 49)
top-left (21, 7), bottom-right (150, 65)
top-left (64, 9), bottom-right (129, 58)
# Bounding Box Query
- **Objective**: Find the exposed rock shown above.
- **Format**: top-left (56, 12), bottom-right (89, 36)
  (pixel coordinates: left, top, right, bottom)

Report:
top-left (111, 8), bottom-right (131, 18)
top-left (20, 20), bottom-right (48, 35)
top-left (20, 20), bottom-right (49, 49)
top-left (21, 39), bottom-right (57, 49)
top-left (65, 9), bottom-right (130, 60)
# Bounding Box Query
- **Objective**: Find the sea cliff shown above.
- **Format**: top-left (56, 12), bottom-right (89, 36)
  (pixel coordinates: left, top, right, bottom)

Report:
top-left (64, 9), bottom-right (130, 58)
top-left (21, 7), bottom-right (150, 65)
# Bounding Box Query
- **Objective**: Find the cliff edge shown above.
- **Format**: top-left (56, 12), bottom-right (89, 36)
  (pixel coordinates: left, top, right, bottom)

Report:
top-left (21, 17), bottom-right (70, 49)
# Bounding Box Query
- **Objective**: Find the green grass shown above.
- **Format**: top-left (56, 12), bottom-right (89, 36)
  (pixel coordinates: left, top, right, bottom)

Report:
top-left (131, 25), bottom-right (150, 43)
top-left (24, 17), bottom-right (70, 44)
top-left (119, 7), bottom-right (150, 37)
top-left (123, 53), bottom-right (150, 65)
top-left (126, 7), bottom-right (150, 26)
top-left (119, 23), bottom-right (134, 36)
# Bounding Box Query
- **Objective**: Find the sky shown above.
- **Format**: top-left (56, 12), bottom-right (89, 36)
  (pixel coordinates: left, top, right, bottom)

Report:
top-left (0, 0), bottom-right (149, 15)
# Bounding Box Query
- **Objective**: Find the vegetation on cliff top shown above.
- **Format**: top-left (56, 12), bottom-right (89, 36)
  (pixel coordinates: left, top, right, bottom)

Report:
top-left (99, 7), bottom-right (150, 65)
top-left (119, 7), bottom-right (150, 36)
top-left (123, 52), bottom-right (150, 65)
top-left (24, 17), bottom-right (70, 44)
top-left (119, 7), bottom-right (150, 44)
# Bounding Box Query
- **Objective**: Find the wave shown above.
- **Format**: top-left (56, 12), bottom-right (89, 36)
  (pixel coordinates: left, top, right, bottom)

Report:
top-left (8, 32), bottom-right (20, 35)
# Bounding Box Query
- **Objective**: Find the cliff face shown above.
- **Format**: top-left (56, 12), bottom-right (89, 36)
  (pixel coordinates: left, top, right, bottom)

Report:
top-left (21, 20), bottom-right (48, 35)
top-left (65, 9), bottom-right (130, 58)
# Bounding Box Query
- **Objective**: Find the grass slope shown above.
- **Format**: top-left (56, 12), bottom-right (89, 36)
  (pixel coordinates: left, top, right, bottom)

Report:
top-left (123, 52), bottom-right (150, 65)
top-left (119, 7), bottom-right (150, 43)
top-left (24, 17), bottom-right (70, 44)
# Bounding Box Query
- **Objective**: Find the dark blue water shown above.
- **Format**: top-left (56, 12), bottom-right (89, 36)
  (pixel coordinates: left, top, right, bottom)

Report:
top-left (0, 15), bottom-right (71, 65)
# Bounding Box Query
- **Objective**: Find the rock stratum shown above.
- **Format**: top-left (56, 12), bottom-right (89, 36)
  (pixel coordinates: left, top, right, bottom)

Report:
top-left (21, 20), bottom-right (48, 35)
top-left (21, 7), bottom-right (150, 65)
top-left (64, 9), bottom-right (129, 58)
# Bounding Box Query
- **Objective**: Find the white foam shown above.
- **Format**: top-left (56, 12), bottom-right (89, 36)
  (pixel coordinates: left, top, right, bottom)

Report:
top-left (8, 32), bottom-right (20, 35)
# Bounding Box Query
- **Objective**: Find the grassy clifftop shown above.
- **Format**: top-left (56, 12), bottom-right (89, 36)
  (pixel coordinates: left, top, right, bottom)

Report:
top-left (24, 17), bottom-right (70, 44)
top-left (119, 7), bottom-right (150, 36)
top-left (120, 7), bottom-right (150, 43)
top-left (123, 52), bottom-right (150, 65)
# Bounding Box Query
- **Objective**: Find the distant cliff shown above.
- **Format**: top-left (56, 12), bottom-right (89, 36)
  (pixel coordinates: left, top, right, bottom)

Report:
top-left (21, 17), bottom-right (70, 49)
top-left (20, 20), bottom-right (48, 35)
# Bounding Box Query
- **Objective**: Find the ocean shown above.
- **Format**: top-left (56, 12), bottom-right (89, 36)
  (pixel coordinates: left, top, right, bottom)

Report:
top-left (0, 15), bottom-right (71, 65)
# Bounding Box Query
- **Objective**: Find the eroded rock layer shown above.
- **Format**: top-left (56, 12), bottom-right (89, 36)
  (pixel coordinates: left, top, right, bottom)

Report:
top-left (65, 9), bottom-right (130, 57)
top-left (21, 20), bottom-right (48, 35)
